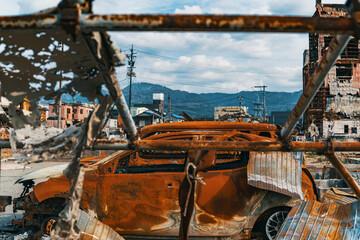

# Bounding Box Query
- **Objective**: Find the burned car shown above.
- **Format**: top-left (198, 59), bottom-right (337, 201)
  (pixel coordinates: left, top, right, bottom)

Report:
top-left (12, 122), bottom-right (317, 239)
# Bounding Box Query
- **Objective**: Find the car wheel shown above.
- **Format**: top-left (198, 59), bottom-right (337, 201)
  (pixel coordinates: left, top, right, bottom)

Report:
top-left (264, 210), bottom-right (289, 240)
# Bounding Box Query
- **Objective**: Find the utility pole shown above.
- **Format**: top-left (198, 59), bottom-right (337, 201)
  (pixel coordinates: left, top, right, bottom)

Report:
top-left (58, 42), bottom-right (64, 129)
top-left (168, 93), bottom-right (172, 123)
top-left (126, 45), bottom-right (137, 108)
top-left (255, 85), bottom-right (267, 122)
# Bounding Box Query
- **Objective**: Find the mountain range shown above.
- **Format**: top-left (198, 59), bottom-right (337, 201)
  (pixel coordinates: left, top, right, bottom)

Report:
top-left (60, 82), bottom-right (302, 119)
top-left (121, 83), bottom-right (302, 119)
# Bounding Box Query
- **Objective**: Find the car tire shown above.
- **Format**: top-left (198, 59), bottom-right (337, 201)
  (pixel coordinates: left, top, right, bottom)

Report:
top-left (261, 208), bottom-right (289, 240)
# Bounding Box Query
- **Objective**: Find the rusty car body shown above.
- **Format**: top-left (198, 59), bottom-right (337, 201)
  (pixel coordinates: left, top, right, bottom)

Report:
top-left (13, 122), bottom-right (317, 239)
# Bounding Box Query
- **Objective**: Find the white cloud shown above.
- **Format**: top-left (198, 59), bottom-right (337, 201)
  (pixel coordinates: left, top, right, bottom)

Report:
top-left (0, 0), bottom-right (348, 94)
top-left (175, 5), bottom-right (203, 14)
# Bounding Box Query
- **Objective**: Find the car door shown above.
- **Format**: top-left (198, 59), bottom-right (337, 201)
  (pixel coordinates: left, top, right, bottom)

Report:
top-left (95, 150), bottom-right (261, 237)
top-left (95, 150), bottom-right (185, 236)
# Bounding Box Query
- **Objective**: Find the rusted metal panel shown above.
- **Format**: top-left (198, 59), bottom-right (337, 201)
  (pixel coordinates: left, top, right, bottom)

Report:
top-left (0, 14), bottom-right (355, 34)
top-left (247, 152), bottom-right (303, 199)
top-left (322, 188), bottom-right (358, 205)
top-left (77, 210), bottom-right (124, 240)
top-left (276, 200), bottom-right (360, 240)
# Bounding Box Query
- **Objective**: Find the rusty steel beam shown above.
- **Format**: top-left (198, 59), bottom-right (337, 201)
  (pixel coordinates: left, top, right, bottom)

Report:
top-left (0, 14), bottom-right (355, 34)
top-left (326, 154), bottom-right (360, 200)
top-left (80, 15), bottom-right (354, 33)
top-left (92, 139), bottom-right (360, 152)
top-left (281, 34), bottom-right (351, 139)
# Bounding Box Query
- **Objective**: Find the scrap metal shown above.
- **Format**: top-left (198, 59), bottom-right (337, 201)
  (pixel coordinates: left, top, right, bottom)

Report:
top-left (1, 0), bottom-right (360, 239)
top-left (276, 200), bottom-right (360, 239)
top-left (247, 152), bottom-right (304, 199)
top-left (0, 14), bottom-right (355, 34)
top-left (321, 188), bottom-right (358, 205)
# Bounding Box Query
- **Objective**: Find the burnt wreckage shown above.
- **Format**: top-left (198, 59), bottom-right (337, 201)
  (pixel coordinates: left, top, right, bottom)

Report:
top-left (0, 0), bottom-right (360, 239)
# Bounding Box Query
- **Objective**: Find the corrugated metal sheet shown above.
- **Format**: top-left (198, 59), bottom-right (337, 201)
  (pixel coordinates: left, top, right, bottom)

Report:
top-left (276, 200), bottom-right (360, 240)
top-left (77, 210), bottom-right (124, 240)
top-left (247, 152), bottom-right (303, 199)
top-left (322, 188), bottom-right (358, 205)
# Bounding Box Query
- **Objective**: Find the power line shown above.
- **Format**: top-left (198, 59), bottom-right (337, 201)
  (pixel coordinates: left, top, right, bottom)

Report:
top-left (134, 47), bottom-right (299, 62)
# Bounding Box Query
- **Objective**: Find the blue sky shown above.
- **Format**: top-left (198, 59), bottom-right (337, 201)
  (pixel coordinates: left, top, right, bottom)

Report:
top-left (0, 0), bottom-right (346, 93)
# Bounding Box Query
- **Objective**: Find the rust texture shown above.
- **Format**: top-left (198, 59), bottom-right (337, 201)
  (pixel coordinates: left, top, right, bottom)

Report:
top-left (15, 128), bottom-right (317, 239)
top-left (82, 31), bottom-right (137, 140)
top-left (276, 200), bottom-right (360, 239)
top-left (321, 188), bottom-right (358, 205)
top-left (247, 152), bottom-right (304, 199)
top-left (0, 14), bottom-right (355, 34)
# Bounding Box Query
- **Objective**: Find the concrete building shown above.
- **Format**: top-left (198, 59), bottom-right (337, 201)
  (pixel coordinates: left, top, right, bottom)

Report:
top-left (47, 103), bottom-right (74, 128)
top-left (323, 119), bottom-right (360, 140)
top-left (73, 103), bottom-right (93, 124)
top-left (303, 1), bottom-right (360, 138)
top-left (214, 106), bottom-right (248, 121)
top-left (47, 103), bottom-right (94, 129)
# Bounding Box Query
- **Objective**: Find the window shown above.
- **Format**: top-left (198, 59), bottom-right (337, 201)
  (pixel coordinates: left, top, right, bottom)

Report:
top-left (351, 127), bottom-right (357, 134)
top-left (344, 125), bottom-right (349, 134)
top-left (67, 109), bottom-right (71, 114)
top-left (80, 109), bottom-right (83, 114)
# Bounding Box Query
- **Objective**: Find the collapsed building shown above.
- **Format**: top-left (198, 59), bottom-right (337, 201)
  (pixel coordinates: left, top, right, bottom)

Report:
top-left (303, 0), bottom-right (360, 140)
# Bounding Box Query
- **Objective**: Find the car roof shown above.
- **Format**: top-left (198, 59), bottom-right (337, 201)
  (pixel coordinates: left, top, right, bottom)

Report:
top-left (140, 121), bottom-right (277, 139)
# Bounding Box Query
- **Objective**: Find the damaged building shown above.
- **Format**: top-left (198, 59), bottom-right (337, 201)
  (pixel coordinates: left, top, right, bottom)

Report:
top-left (303, 1), bottom-right (360, 140)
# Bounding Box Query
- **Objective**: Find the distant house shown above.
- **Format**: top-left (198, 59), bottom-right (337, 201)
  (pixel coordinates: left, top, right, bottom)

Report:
top-left (131, 107), bottom-right (148, 116)
top-left (133, 110), bottom-right (162, 127)
top-left (164, 113), bottom-right (184, 123)
top-left (47, 103), bottom-right (74, 128)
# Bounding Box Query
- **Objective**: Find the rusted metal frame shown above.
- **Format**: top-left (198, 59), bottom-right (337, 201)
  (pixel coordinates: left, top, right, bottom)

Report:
top-left (280, 34), bottom-right (351, 139)
top-left (131, 140), bottom-right (360, 152)
top-left (0, 139), bottom-right (359, 152)
top-left (326, 153), bottom-right (360, 200)
top-left (0, 14), bottom-right (354, 33)
top-left (81, 33), bottom-right (138, 141)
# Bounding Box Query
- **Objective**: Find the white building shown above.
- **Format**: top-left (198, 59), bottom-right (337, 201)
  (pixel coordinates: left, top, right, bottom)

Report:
top-left (323, 119), bottom-right (360, 140)
top-left (214, 106), bottom-right (248, 121)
